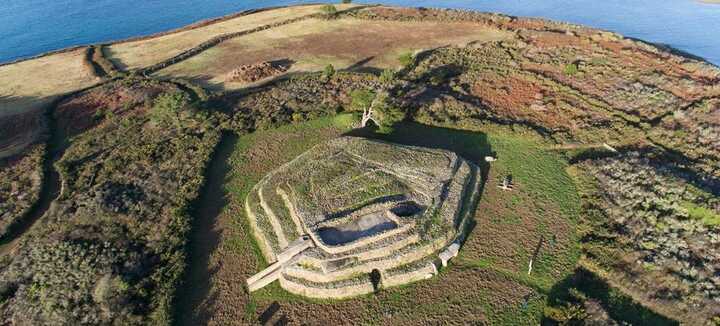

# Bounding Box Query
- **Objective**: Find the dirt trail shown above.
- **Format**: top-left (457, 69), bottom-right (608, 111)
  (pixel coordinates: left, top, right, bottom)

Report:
top-left (0, 105), bottom-right (64, 256)
top-left (175, 133), bottom-right (238, 326)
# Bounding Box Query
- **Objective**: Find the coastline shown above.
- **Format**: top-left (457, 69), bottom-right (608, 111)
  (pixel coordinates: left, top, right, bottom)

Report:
top-left (1, 3), bottom-right (717, 70)
top-left (0, 3), bottom-right (324, 68)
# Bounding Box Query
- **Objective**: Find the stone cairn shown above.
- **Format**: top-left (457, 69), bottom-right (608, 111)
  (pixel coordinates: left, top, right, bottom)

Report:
top-left (225, 61), bottom-right (290, 83)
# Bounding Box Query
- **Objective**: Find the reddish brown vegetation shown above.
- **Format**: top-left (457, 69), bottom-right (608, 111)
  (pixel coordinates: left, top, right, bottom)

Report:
top-left (54, 82), bottom-right (174, 137)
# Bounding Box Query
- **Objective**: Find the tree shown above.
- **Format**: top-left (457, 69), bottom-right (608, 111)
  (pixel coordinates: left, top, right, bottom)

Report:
top-left (351, 89), bottom-right (404, 133)
top-left (350, 89), bottom-right (375, 114)
top-left (371, 93), bottom-right (404, 133)
top-left (323, 64), bottom-right (336, 79)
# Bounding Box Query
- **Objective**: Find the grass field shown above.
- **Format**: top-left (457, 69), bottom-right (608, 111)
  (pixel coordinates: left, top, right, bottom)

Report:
top-left (155, 18), bottom-right (510, 90)
top-left (0, 48), bottom-right (98, 117)
top-left (179, 113), bottom-right (582, 325)
top-left (107, 4), bottom-right (358, 71)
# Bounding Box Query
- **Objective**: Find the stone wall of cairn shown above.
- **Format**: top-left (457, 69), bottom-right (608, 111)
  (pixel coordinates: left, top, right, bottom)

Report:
top-left (279, 258), bottom-right (439, 299)
top-left (284, 234), bottom-right (450, 283)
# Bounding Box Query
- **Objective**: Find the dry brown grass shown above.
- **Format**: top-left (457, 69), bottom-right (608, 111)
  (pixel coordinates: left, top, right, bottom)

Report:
top-left (106, 4), bottom-right (359, 71)
top-left (0, 48), bottom-right (100, 157)
top-left (0, 48), bottom-right (99, 118)
top-left (154, 18), bottom-right (512, 91)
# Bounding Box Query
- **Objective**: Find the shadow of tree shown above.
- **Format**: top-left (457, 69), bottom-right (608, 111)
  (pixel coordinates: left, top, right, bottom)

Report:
top-left (544, 267), bottom-right (679, 326)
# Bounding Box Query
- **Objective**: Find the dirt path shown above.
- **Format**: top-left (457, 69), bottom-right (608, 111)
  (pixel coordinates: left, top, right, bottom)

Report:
top-left (175, 133), bottom-right (239, 326)
top-left (0, 105), bottom-right (64, 256)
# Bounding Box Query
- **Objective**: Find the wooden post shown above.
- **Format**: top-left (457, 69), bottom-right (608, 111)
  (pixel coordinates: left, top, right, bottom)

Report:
top-left (527, 235), bottom-right (544, 275)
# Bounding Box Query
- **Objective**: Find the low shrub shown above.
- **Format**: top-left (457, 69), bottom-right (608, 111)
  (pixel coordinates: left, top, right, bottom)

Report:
top-left (564, 62), bottom-right (579, 75)
top-left (323, 64), bottom-right (336, 79)
top-left (398, 52), bottom-right (414, 67)
top-left (379, 68), bottom-right (396, 84)
top-left (321, 5), bottom-right (338, 18)
top-left (150, 91), bottom-right (191, 127)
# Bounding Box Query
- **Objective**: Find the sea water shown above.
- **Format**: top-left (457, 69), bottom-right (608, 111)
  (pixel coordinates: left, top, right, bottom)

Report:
top-left (1, 0), bottom-right (719, 65)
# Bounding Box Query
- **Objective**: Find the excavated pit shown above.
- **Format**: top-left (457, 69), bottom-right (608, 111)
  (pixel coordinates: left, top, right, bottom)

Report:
top-left (318, 213), bottom-right (398, 246)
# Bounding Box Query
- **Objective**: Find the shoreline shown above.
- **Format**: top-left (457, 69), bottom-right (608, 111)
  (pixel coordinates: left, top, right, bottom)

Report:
top-left (1, 3), bottom-right (716, 69)
top-left (0, 3), bottom-right (325, 68)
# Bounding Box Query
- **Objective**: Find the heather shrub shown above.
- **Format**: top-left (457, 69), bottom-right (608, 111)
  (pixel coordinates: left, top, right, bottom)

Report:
top-left (150, 91), bottom-right (191, 127)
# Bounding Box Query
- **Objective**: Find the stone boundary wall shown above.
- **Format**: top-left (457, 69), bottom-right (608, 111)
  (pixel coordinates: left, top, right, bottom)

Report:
top-left (303, 225), bottom-right (416, 260)
top-left (438, 160), bottom-right (472, 225)
top-left (451, 164), bottom-right (483, 245)
top-left (259, 178), bottom-right (301, 241)
top-left (0, 3), bottom-right (336, 68)
top-left (139, 5), bottom-right (374, 75)
top-left (276, 187), bottom-right (306, 236)
top-left (279, 257), bottom-right (439, 299)
top-left (316, 200), bottom-right (404, 229)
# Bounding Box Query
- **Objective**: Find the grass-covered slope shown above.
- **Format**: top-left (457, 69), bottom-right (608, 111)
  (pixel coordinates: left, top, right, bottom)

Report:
top-left (0, 78), bottom-right (220, 325)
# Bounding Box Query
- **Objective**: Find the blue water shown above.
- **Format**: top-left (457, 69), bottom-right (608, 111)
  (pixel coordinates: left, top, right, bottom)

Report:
top-left (1, 0), bottom-right (719, 65)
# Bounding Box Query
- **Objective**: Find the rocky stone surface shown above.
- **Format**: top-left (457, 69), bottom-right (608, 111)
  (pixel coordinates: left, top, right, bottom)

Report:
top-left (225, 61), bottom-right (290, 83)
top-left (245, 136), bottom-right (481, 298)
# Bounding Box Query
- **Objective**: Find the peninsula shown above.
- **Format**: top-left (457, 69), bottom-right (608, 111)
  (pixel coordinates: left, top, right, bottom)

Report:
top-left (0, 3), bottom-right (718, 325)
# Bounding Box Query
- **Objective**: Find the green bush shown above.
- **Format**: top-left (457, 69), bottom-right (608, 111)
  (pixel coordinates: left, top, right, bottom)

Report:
top-left (564, 63), bottom-right (579, 76)
top-left (341, 0), bottom-right (352, 3)
top-left (323, 64), bottom-right (336, 79)
top-left (150, 91), bottom-right (191, 127)
top-left (544, 304), bottom-right (587, 323)
top-left (374, 101), bottom-right (405, 134)
top-left (379, 68), bottom-right (396, 84)
top-left (398, 52), bottom-right (414, 67)
top-left (321, 5), bottom-right (338, 18)
top-left (350, 89), bottom-right (376, 111)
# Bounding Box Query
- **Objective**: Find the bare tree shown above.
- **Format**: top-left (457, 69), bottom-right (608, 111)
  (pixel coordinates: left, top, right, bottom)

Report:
top-left (357, 69), bottom-right (403, 131)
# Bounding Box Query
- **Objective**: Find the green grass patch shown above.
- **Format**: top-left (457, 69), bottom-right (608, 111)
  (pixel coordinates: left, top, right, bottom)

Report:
top-left (681, 201), bottom-right (720, 226)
